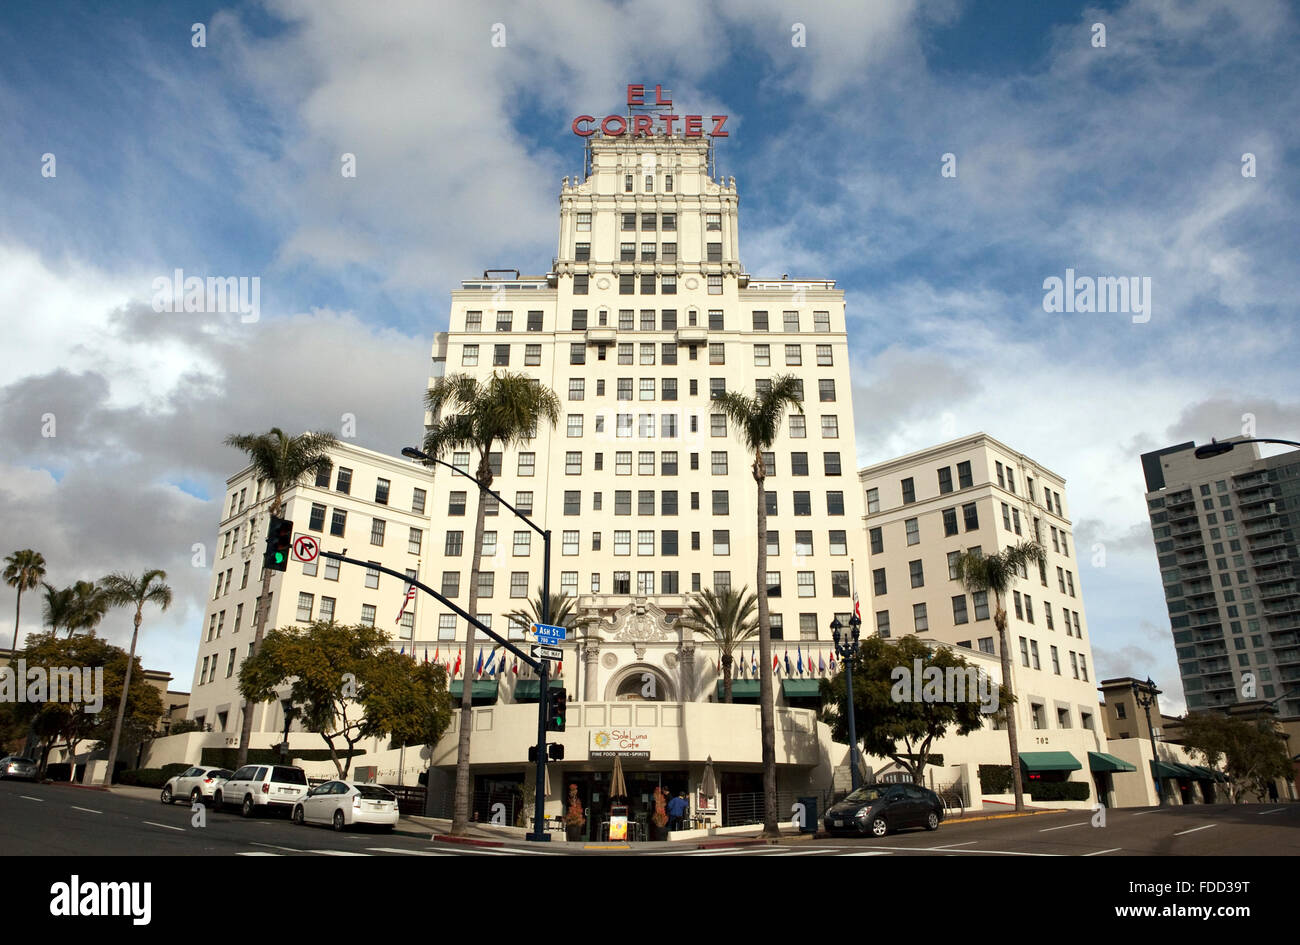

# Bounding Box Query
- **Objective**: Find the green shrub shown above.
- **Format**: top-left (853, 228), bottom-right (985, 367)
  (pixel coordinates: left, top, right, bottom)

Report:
top-left (118, 763), bottom-right (189, 788)
top-left (978, 764), bottom-right (1013, 794)
top-left (1027, 781), bottom-right (1091, 802)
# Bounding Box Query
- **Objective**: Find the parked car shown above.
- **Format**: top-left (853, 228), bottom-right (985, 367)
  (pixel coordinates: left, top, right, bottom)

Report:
top-left (213, 764), bottom-right (309, 817)
top-left (0, 756), bottom-right (38, 781)
top-left (292, 780), bottom-right (399, 832)
top-left (160, 766), bottom-right (233, 806)
top-left (822, 783), bottom-right (943, 837)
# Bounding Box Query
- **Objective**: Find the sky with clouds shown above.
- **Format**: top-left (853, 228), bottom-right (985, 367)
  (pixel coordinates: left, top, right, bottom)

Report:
top-left (3, 0), bottom-right (1298, 712)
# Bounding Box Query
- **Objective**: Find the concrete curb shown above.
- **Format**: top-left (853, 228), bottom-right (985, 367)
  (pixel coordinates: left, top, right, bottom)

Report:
top-left (431, 834), bottom-right (507, 848)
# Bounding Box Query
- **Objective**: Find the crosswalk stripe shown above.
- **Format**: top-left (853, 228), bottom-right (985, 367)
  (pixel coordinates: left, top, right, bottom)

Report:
top-left (309, 850), bottom-right (372, 856)
top-left (841, 851), bottom-right (893, 856)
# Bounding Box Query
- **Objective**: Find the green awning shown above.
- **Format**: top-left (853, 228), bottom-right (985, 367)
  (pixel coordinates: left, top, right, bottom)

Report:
top-left (1170, 763), bottom-right (1199, 779)
top-left (1150, 760), bottom-right (1184, 779)
top-left (1088, 751), bottom-right (1137, 773)
top-left (513, 679), bottom-right (564, 700)
top-left (781, 679), bottom-right (823, 699)
top-left (1019, 751), bottom-right (1082, 773)
top-left (450, 680), bottom-right (500, 700)
top-left (716, 680), bottom-right (761, 701)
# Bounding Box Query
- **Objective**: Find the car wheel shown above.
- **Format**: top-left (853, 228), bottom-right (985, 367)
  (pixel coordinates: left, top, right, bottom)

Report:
top-left (925, 811), bottom-right (940, 831)
top-left (190, 788), bottom-right (202, 807)
top-left (869, 815), bottom-right (888, 838)
top-left (380, 824), bottom-right (394, 834)
top-left (292, 805), bottom-right (305, 826)
top-left (160, 786), bottom-right (173, 805)
top-left (241, 795), bottom-right (255, 818)
top-left (214, 790), bottom-right (224, 809)
top-left (332, 810), bottom-right (346, 832)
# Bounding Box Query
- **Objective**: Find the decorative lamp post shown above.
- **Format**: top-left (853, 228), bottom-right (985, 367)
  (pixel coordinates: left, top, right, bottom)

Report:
top-left (1132, 677), bottom-right (1163, 806)
top-left (831, 614), bottom-right (863, 791)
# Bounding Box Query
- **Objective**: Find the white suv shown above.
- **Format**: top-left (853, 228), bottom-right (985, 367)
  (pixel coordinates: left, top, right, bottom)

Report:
top-left (214, 764), bottom-right (309, 817)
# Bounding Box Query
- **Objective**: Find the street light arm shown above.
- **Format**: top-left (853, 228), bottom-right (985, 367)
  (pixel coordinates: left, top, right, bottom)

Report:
top-left (1195, 437), bottom-right (1300, 459)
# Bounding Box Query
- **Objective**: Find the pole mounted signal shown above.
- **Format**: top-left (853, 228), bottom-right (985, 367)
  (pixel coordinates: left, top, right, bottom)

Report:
top-left (263, 515), bottom-right (294, 572)
top-left (547, 689), bottom-right (567, 732)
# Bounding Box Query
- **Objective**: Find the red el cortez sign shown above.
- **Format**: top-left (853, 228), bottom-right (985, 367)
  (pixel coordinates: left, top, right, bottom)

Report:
top-left (572, 84), bottom-right (728, 138)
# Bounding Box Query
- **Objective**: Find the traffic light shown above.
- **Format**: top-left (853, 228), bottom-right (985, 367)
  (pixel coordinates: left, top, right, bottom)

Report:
top-left (528, 744), bottom-right (566, 762)
top-left (263, 515), bottom-right (293, 572)
top-left (547, 689), bottom-right (567, 732)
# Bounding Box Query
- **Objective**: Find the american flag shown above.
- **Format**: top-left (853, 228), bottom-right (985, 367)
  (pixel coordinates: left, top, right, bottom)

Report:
top-left (853, 590), bottom-right (861, 621)
top-left (395, 582), bottom-right (417, 623)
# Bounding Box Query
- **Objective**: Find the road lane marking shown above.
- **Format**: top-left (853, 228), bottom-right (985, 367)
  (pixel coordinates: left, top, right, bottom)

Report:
top-left (1258, 808), bottom-right (1285, 815)
top-left (366, 847), bottom-right (451, 856)
top-left (1130, 810), bottom-right (1162, 815)
top-left (841, 851), bottom-right (893, 856)
top-left (870, 844), bottom-right (1060, 856)
top-left (1038, 822), bottom-right (1088, 832)
top-left (252, 842), bottom-right (309, 853)
top-left (932, 841), bottom-right (978, 848)
top-left (71, 806), bottom-right (102, 814)
top-left (1172, 824), bottom-right (1217, 836)
top-left (20, 796), bottom-right (44, 802)
top-left (1083, 848), bottom-right (1123, 856)
top-left (309, 850), bottom-right (371, 856)
top-left (237, 852), bottom-right (281, 856)
top-left (142, 821), bottom-right (184, 832)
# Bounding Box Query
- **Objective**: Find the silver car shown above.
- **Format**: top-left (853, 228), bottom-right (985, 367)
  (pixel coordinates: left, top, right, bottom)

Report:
top-left (161, 766), bottom-right (233, 806)
top-left (292, 781), bottom-right (400, 832)
top-left (0, 756), bottom-right (38, 781)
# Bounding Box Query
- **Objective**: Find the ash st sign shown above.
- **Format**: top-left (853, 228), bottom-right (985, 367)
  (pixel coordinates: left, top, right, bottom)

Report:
top-left (532, 623), bottom-right (567, 646)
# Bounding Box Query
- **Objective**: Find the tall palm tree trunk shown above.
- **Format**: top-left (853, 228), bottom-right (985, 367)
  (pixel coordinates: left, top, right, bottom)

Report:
top-left (102, 611), bottom-right (141, 785)
top-left (753, 461), bottom-right (779, 838)
top-left (996, 604), bottom-right (1025, 811)
top-left (11, 589), bottom-right (22, 655)
top-left (722, 652), bottom-right (733, 704)
top-left (236, 512), bottom-right (279, 767)
top-left (451, 459), bottom-right (491, 836)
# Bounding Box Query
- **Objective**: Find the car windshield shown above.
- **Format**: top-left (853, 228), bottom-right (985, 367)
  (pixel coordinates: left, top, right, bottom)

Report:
top-left (208, 769), bottom-right (233, 779)
top-left (843, 786), bottom-right (886, 803)
top-left (12, 758), bottom-right (35, 764)
top-left (356, 785), bottom-right (395, 800)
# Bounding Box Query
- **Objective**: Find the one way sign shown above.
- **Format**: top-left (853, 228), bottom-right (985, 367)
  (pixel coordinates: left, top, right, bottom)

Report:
top-left (531, 645), bottom-right (563, 661)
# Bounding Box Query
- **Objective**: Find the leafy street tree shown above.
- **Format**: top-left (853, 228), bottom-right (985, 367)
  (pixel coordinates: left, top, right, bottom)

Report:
top-left (239, 621), bottom-right (453, 777)
top-left (422, 371), bottom-right (560, 836)
top-left (14, 632), bottom-right (163, 779)
top-left (1176, 711), bottom-right (1293, 802)
top-left (224, 428), bottom-right (338, 766)
top-left (678, 586), bottom-right (757, 704)
top-left (4, 549), bottom-right (46, 654)
top-left (99, 570), bottom-right (172, 785)
top-left (955, 540), bottom-right (1045, 811)
top-left (819, 635), bottom-right (999, 789)
top-left (714, 374), bottom-right (803, 838)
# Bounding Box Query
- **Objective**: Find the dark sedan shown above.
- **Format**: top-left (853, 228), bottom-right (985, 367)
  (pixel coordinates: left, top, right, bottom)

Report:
top-left (822, 783), bottom-right (944, 837)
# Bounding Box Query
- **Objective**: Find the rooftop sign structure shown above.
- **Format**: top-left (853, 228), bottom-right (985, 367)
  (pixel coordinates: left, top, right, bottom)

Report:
top-left (572, 84), bottom-right (728, 138)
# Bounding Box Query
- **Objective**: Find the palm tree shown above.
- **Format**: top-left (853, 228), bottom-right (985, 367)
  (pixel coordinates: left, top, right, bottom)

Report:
top-left (65, 580), bottom-right (109, 638)
top-left (715, 375), bottom-right (804, 838)
top-left (955, 540), bottom-right (1046, 812)
top-left (422, 371), bottom-right (560, 836)
top-left (507, 588), bottom-right (599, 692)
top-left (224, 428), bottom-right (338, 766)
top-left (98, 570), bottom-right (173, 785)
top-left (4, 549), bottom-right (46, 653)
top-left (678, 586), bottom-right (757, 703)
top-left (40, 583), bottom-right (77, 635)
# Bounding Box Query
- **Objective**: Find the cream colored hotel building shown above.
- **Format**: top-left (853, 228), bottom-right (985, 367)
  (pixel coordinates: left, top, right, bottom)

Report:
top-left (172, 132), bottom-right (1177, 831)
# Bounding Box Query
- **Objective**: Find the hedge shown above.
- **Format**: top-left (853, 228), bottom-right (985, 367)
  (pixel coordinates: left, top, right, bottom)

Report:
top-left (978, 764), bottom-right (1013, 794)
top-left (118, 763), bottom-right (190, 788)
top-left (200, 747), bottom-right (364, 770)
top-left (1027, 781), bottom-right (1091, 802)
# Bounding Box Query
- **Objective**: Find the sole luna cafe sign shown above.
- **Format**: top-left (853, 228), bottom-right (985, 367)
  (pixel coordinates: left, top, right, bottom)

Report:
top-left (590, 729), bottom-right (651, 759)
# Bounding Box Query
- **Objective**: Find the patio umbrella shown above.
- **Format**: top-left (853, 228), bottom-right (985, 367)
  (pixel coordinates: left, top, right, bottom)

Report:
top-left (610, 753), bottom-right (628, 800)
top-left (700, 756), bottom-right (717, 800)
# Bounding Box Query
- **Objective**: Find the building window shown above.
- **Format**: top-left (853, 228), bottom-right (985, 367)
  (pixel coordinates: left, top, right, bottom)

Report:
top-left (789, 415), bottom-right (806, 438)
top-left (831, 571), bottom-right (850, 597)
top-left (335, 467), bottom-right (353, 494)
top-left (510, 572), bottom-right (528, 598)
top-left (952, 595), bottom-right (969, 624)
top-left (711, 451), bottom-right (729, 475)
top-left (905, 518), bottom-right (920, 545)
top-left (793, 492), bottom-right (812, 516)
top-left (370, 519), bottom-right (386, 546)
top-left (909, 560), bottom-right (925, 588)
top-left (296, 592), bottom-right (314, 622)
top-left (866, 488), bottom-right (880, 514)
top-left (330, 509), bottom-right (347, 536)
top-left (901, 478), bottom-right (915, 504)
top-left (815, 344), bottom-right (833, 366)
top-left (360, 605), bottom-right (376, 627)
top-left (441, 572), bottom-right (460, 598)
top-left (876, 611), bottom-right (891, 638)
top-left (408, 527), bottom-right (422, 555)
top-left (707, 274), bottom-right (722, 295)
top-left (309, 503), bottom-right (326, 532)
top-left (963, 503), bottom-right (979, 531)
top-left (943, 508), bottom-right (959, 537)
top-left (783, 311), bottom-right (800, 332)
top-left (813, 311), bottom-right (830, 332)
top-left (913, 603), bottom-right (928, 632)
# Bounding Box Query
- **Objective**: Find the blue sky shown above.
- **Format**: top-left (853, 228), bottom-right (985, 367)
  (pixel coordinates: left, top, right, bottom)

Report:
top-left (2, 0), bottom-right (1298, 710)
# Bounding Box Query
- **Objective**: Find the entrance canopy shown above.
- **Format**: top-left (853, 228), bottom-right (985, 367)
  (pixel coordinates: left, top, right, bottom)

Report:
top-left (780, 679), bottom-right (822, 699)
top-left (1088, 751), bottom-right (1136, 774)
top-left (716, 680), bottom-right (760, 702)
top-left (1019, 751), bottom-right (1082, 773)
top-left (514, 679), bottom-right (563, 701)
top-left (450, 680), bottom-right (500, 703)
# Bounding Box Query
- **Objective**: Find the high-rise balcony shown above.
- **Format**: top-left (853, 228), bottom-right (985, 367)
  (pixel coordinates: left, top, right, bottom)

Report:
top-left (1170, 520), bottom-right (1202, 537)
top-left (1263, 599), bottom-right (1300, 616)
top-left (1241, 502), bottom-right (1279, 522)
top-left (1259, 580), bottom-right (1298, 600)
top-left (1233, 470), bottom-right (1269, 489)
top-left (1248, 532), bottom-right (1287, 553)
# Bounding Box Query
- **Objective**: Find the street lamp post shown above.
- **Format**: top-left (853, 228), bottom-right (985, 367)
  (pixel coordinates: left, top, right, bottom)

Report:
top-left (830, 614), bottom-right (863, 791)
top-left (401, 446), bottom-right (555, 841)
top-left (1194, 437), bottom-right (1300, 459)
top-left (1132, 677), bottom-right (1163, 806)
top-left (279, 699), bottom-right (296, 766)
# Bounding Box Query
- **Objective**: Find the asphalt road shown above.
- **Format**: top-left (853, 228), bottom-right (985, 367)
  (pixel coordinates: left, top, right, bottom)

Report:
top-left (2, 780), bottom-right (1296, 856)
